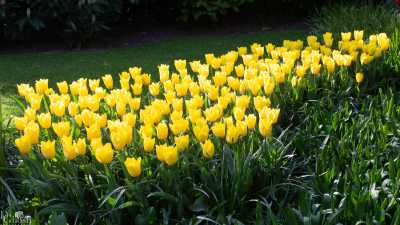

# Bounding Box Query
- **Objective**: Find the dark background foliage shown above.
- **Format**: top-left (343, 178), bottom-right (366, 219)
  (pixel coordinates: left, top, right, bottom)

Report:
top-left (0, 0), bottom-right (388, 44)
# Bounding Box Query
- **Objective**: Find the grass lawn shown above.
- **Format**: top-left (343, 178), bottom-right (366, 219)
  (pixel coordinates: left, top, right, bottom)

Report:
top-left (0, 30), bottom-right (305, 118)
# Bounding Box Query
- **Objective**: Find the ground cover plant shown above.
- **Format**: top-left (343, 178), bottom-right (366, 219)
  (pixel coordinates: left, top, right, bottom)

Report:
top-left (2, 29), bottom-right (398, 225)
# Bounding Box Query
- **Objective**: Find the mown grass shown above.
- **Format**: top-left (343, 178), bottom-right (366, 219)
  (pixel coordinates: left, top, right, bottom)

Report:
top-left (0, 30), bottom-right (305, 119)
top-left (0, 30), bottom-right (305, 92)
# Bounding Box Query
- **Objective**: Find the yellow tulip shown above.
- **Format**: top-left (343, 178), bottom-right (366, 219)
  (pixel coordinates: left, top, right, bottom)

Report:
top-left (74, 138), bottom-right (86, 156)
top-left (87, 95), bottom-right (100, 112)
top-left (235, 64), bottom-right (245, 77)
top-left (213, 71), bottom-right (227, 87)
top-left (41, 140), bottom-right (56, 159)
top-left (263, 77), bottom-right (275, 95)
top-left (204, 106), bottom-right (222, 122)
top-left (90, 138), bottom-right (103, 152)
top-left (354, 30), bottom-right (364, 41)
top-left (105, 95), bottom-right (116, 109)
top-left (174, 135), bottom-right (189, 152)
top-left (175, 83), bottom-right (188, 97)
top-left (245, 114), bottom-right (257, 129)
top-left (17, 83), bottom-right (33, 98)
top-left (95, 143), bottom-right (113, 164)
top-left (24, 121), bottom-right (39, 144)
top-left (37, 113), bottom-right (52, 129)
top-left (124, 157), bottom-right (142, 177)
top-left (202, 139), bottom-right (215, 158)
top-left (211, 121), bottom-right (225, 138)
top-left (170, 119), bottom-right (189, 135)
top-left (14, 116), bottom-right (28, 131)
top-left (53, 121), bottom-right (71, 138)
top-left (193, 123), bottom-right (209, 142)
top-left (143, 136), bottom-right (155, 152)
top-left (86, 123), bottom-right (101, 140)
top-left (259, 119), bottom-right (273, 138)
top-left (129, 67), bottom-right (142, 78)
top-left (119, 78), bottom-right (129, 91)
top-left (15, 135), bottom-right (32, 155)
top-left (356, 72), bottom-right (364, 84)
top-left (266, 43), bottom-right (275, 54)
top-left (341, 32), bottom-right (352, 41)
top-left (174, 59), bottom-right (186, 71)
top-left (131, 83), bottom-right (143, 96)
top-left (190, 60), bottom-right (201, 72)
top-left (69, 81), bottom-right (80, 96)
top-left (74, 114), bottom-right (83, 127)
top-left (249, 79), bottom-right (261, 95)
top-left (233, 107), bottom-right (245, 121)
top-left (164, 146), bottom-right (178, 166)
top-left (274, 71), bottom-right (285, 84)
top-left (253, 96), bottom-right (271, 112)
top-left (377, 33), bottom-right (389, 51)
top-left (116, 102), bottom-right (127, 116)
top-left (62, 136), bottom-right (77, 160)
top-left (24, 107), bottom-right (36, 122)
top-left (296, 65), bottom-right (306, 78)
top-left (141, 73), bottom-right (151, 86)
top-left (140, 124), bottom-right (154, 138)
top-left (323, 32), bottom-right (333, 47)
top-left (236, 120), bottom-right (248, 136)
top-left (28, 94), bottom-right (42, 110)
top-left (101, 74), bottom-right (114, 89)
top-left (156, 122), bottom-right (169, 140)
top-left (57, 81), bottom-right (69, 94)
top-left (68, 102), bottom-right (79, 116)
top-left (35, 79), bottom-right (48, 94)
top-left (237, 46), bottom-right (247, 55)
top-left (81, 109), bottom-right (95, 127)
top-left (129, 97), bottom-right (141, 111)
top-left (198, 64), bottom-right (209, 78)
top-left (156, 144), bottom-right (166, 162)
top-left (291, 77), bottom-right (298, 87)
top-left (110, 122), bottom-right (132, 150)
top-left (310, 63), bottom-right (321, 76)
top-left (360, 53), bottom-right (373, 65)
top-left (158, 64), bottom-right (170, 83)
top-left (123, 113), bottom-right (136, 128)
top-left (50, 101), bottom-right (66, 117)
top-left (189, 82), bottom-right (201, 96)
top-left (149, 82), bottom-right (160, 96)
top-left (225, 124), bottom-right (239, 144)
top-left (88, 79), bottom-right (100, 92)
top-left (110, 130), bottom-right (126, 150)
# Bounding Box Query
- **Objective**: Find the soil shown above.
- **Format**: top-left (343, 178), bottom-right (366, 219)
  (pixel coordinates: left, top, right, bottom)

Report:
top-left (0, 18), bottom-right (309, 55)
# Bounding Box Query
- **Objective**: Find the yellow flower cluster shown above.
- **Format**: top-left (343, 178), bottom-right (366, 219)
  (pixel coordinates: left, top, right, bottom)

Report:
top-left (14, 31), bottom-right (390, 178)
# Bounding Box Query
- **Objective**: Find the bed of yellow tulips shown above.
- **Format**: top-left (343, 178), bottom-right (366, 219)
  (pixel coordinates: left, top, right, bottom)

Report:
top-left (13, 31), bottom-right (390, 178)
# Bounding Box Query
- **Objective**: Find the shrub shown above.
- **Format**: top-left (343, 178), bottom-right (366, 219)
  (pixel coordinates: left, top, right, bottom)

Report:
top-left (0, 0), bottom-right (127, 42)
top-left (0, 0), bottom-right (48, 40)
top-left (177, 0), bottom-right (254, 22)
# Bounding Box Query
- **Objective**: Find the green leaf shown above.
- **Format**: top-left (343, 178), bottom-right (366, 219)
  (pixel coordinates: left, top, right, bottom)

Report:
top-left (48, 213), bottom-right (67, 225)
top-left (147, 191), bottom-right (178, 203)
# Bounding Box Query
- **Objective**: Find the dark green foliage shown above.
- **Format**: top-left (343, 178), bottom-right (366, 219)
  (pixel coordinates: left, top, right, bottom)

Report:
top-left (0, 0), bottom-right (129, 42)
top-left (1, 0), bottom-right (385, 42)
top-left (177, 0), bottom-right (255, 22)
